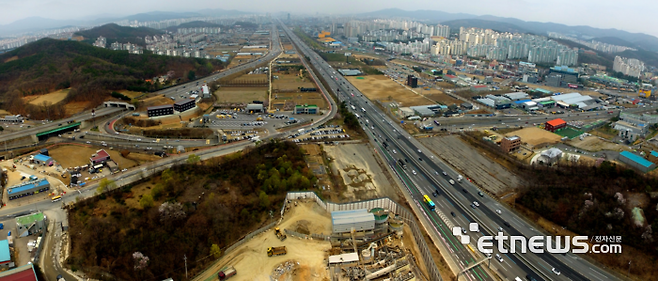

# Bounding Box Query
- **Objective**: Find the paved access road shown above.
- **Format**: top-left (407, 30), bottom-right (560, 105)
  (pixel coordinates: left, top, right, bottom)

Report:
top-left (281, 20), bottom-right (620, 281)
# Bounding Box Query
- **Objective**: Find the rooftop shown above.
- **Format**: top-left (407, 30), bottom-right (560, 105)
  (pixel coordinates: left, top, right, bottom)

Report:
top-left (7, 179), bottom-right (49, 195)
top-left (546, 118), bottom-right (567, 127)
top-left (174, 99), bottom-right (195, 106)
top-left (620, 151), bottom-right (655, 168)
top-left (147, 104), bottom-right (173, 111)
top-left (90, 150), bottom-right (110, 162)
top-left (505, 136), bottom-right (520, 141)
top-left (0, 240), bottom-right (9, 263)
top-left (16, 212), bottom-right (44, 226)
top-left (0, 264), bottom-right (38, 281)
top-left (33, 154), bottom-right (51, 162)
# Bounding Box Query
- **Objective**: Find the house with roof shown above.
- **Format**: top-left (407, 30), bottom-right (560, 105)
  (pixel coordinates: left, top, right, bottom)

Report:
top-left (90, 149), bottom-right (110, 165)
top-left (15, 212), bottom-right (47, 237)
top-left (0, 264), bottom-right (38, 280)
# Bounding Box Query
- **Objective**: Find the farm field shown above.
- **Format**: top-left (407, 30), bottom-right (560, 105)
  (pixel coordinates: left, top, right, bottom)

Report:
top-left (272, 73), bottom-right (315, 91)
top-left (25, 88), bottom-right (70, 105)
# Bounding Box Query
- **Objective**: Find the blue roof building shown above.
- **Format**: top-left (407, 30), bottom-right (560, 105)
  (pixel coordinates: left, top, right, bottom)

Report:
top-left (33, 154), bottom-right (52, 164)
top-left (0, 240), bottom-right (9, 264)
top-left (619, 151), bottom-right (656, 173)
top-left (7, 179), bottom-right (50, 199)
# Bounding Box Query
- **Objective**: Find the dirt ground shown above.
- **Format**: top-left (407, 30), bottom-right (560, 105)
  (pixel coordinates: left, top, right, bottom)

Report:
top-left (119, 90), bottom-right (144, 99)
top-left (192, 202), bottom-right (332, 281)
top-left (215, 87), bottom-right (268, 104)
top-left (346, 76), bottom-right (435, 107)
top-left (323, 143), bottom-right (399, 202)
top-left (505, 127), bottom-right (562, 147)
top-left (567, 135), bottom-right (629, 152)
top-left (63, 101), bottom-right (92, 116)
top-left (140, 96), bottom-right (174, 109)
top-left (47, 144), bottom-right (143, 169)
top-left (25, 89), bottom-right (70, 105)
top-left (0, 109), bottom-right (11, 115)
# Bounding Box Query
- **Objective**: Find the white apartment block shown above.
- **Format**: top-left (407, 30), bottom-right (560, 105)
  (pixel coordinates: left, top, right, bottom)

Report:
top-left (613, 56), bottom-right (645, 78)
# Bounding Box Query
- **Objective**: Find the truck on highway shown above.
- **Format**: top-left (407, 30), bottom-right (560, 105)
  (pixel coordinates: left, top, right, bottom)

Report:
top-left (397, 159), bottom-right (406, 169)
top-left (267, 246), bottom-right (287, 257)
top-left (218, 266), bottom-right (237, 280)
top-left (457, 175), bottom-right (463, 182)
top-left (361, 107), bottom-right (366, 112)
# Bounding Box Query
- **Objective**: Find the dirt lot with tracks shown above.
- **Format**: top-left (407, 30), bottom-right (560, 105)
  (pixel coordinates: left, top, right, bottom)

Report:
top-left (191, 202), bottom-right (331, 281)
top-left (419, 135), bottom-right (521, 195)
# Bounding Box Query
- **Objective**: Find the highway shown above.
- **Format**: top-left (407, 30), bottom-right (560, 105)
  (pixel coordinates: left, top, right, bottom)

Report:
top-left (281, 21), bottom-right (619, 281)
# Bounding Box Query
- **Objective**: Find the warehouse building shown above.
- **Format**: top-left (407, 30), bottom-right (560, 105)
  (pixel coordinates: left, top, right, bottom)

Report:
top-left (147, 105), bottom-right (174, 117)
top-left (0, 264), bottom-right (38, 281)
top-left (174, 99), bottom-right (196, 113)
top-left (504, 92), bottom-right (529, 101)
top-left (614, 121), bottom-right (647, 141)
top-left (246, 103), bottom-right (264, 113)
top-left (619, 151), bottom-right (655, 173)
top-left (7, 179), bottom-right (50, 200)
top-left (331, 209), bottom-right (375, 234)
top-left (32, 154), bottom-right (53, 166)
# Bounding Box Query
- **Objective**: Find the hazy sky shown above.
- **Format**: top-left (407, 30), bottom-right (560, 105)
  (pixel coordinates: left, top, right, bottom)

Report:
top-left (0, 0), bottom-right (654, 36)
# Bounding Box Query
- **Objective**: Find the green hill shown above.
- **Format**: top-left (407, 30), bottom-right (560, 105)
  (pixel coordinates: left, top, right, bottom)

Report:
top-left (0, 38), bottom-right (222, 119)
top-left (75, 23), bottom-right (164, 46)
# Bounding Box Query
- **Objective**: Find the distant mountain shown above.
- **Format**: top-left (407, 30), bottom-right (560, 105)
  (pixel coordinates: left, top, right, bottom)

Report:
top-left (197, 8), bottom-right (253, 17)
top-left (165, 21), bottom-right (224, 32)
top-left (440, 19), bottom-right (528, 34)
top-left (358, 8), bottom-right (476, 22)
top-left (0, 17), bottom-right (85, 36)
top-left (471, 15), bottom-right (658, 52)
top-left (591, 37), bottom-right (638, 49)
top-left (75, 24), bottom-right (164, 46)
top-left (123, 11), bottom-right (203, 22)
top-left (0, 38), bottom-right (222, 119)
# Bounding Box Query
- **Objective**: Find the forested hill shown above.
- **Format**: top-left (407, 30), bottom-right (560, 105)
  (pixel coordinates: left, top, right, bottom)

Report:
top-left (75, 23), bottom-right (164, 46)
top-left (0, 38), bottom-right (222, 118)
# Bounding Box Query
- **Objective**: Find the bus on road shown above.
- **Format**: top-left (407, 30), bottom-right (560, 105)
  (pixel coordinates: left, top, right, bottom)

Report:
top-left (423, 195), bottom-right (436, 211)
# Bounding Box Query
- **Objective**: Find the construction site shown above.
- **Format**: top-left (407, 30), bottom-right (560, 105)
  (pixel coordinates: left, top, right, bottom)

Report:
top-left (196, 195), bottom-right (425, 281)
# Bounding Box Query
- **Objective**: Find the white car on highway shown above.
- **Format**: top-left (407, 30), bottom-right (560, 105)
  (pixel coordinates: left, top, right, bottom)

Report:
top-left (412, 170), bottom-right (417, 175)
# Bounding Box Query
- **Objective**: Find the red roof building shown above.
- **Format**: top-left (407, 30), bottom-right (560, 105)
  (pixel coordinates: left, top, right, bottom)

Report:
top-left (0, 264), bottom-right (38, 281)
top-left (90, 149), bottom-right (111, 165)
top-left (545, 118), bottom-right (567, 132)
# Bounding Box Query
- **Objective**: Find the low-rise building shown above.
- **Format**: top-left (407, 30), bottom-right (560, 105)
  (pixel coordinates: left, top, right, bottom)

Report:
top-left (32, 154), bottom-right (53, 166)
top-left (331, 209), bottom-right (375, 234)
top-left (294, 105), bottom-right (318, 114)
top-left (147, 105), bottom-right (174, 117)
top-left (7, 179), bottom-right (50, 200)
top-left (0, 264), bottom-right (38, 280)
top-left (90, 149), bottom-right (111, 165)
top-left (537, 148), bottom-right (563, 165)
top-left (614, 121), bottom-right (647, 141)
top-left (501, 136), bottom-right (521, 153)
top-left (15, 212), bottom-right (47, 237)
top-left (545, 118), bottom-right (567, 132)
top-left (174, 99), bottom-right (196, 113)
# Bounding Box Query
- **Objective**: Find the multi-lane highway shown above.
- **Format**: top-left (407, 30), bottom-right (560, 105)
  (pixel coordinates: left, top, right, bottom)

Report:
top-left (281, 20), bottom-right (619, 281)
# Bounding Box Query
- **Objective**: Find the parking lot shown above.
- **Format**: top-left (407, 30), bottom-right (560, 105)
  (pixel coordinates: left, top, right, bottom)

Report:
top-left (287, 125), bottom-right (351, 143)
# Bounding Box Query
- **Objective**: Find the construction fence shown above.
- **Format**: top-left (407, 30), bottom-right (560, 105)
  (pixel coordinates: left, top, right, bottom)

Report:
top-left (282, 191), bottom-right (442, 281)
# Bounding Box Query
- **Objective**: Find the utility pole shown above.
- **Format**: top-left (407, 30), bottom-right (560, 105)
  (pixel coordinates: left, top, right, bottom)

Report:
top-left (628, 260), bottom-right (631, 276)
top-left (184, 254), bottom-right (188, 280)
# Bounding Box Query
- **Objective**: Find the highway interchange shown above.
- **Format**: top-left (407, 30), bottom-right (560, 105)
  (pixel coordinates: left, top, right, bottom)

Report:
top-left (0, 20), bottom-right (632, 281)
